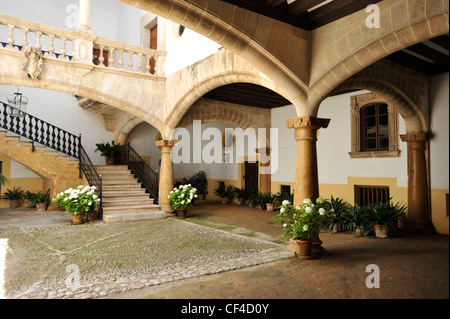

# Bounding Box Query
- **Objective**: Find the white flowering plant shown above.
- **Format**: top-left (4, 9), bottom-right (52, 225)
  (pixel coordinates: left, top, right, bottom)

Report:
top-left (168, 184), bottom-right (198, 210)
top-left (272, 197), bottom-right (335, 241)
top-left (52, 185), bottom-right (101, 215)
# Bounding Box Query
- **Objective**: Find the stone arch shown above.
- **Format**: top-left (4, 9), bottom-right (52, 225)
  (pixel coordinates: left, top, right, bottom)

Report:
top-left (165, 71), bottom-right (293, 134)
top-left (175, 97), bottom-right (272, 146)
top-left (0, 73), bottom-right (167, 136)
top-left (0, 50), bottom-right (168, 135)
top-left (331, 76), bottom-right (426, 133)
top-left (309, 2), bottom-right (449, 109)
top-left (120, 0), bottom-right (309, 115)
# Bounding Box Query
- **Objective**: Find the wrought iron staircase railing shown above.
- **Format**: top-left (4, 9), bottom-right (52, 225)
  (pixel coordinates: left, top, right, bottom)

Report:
top-left (116, 142), bottom-right (159, 204)
top-left (0, 100), bottom-right (102, 218)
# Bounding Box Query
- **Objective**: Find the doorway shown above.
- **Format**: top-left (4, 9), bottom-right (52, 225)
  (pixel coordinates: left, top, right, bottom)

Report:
top-left (244, 161), bottom-right (258, 192)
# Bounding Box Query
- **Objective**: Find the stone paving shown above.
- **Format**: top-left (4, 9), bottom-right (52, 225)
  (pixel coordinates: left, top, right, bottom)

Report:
top-left (1, 217), bottom-right (293, 299)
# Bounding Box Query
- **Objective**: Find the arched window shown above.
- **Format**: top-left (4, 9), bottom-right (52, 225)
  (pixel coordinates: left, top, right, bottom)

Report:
top-left (349, 93), bottom-right (400, 158)
top-left (360, 103), bottom-right (389, 151)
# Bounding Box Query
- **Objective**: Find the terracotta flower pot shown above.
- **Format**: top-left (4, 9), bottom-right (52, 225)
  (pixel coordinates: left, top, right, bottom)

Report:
top-left (105, 157), bottom-right (114, 165)
top-left (36, 203), bottom-right (46, 212)
top-left (9, 200), bottom-right (19, 208)
top-left (266, 203), bottom-right (274, 212)
top-left (176, 208), bottom-right (187, 219)
top-left (375, 225), bottom-right (388, 238)
top-left (71, 213), bottom-right (85, 225)
top-left (289, 238), bottom-right (314, 260)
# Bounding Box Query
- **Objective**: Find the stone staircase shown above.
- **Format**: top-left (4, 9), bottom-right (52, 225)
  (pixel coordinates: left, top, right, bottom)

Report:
top-left (96, 165), bottom-right (165, 223)
top-left (0, 131), bottom-right (83, 197)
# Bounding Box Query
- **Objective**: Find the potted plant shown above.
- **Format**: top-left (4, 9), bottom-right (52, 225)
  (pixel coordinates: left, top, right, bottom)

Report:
top-left (34, 189), bottom-right (51, 212)
top-left (348, 203), bottom-right (369, 237)
top-left (190, 171), bottom-right (208, 200)
top-left (261, 192), bottom-right (275, 211)
top-left (245, 189), bottom-right (259, 207)
top-left (214, 184), bottom-right (234, 204)
top-left (233, 187), bottom-right (249, 205)
top-left (366, 199), bottom-right (407, 238)
top-left (168, 184), bottom-right (197, 218)
top-left (273, 190), bottom-right (294, 210)
top-left (95, 141), bottom-right (121, 165)
top-left (272, 197), bottom-right (333, 260)
top-left (24, 189), bottom-right (51, 211)
top-left (52, 185), bottom-right (101, 224)
top-left (324, 196), bottom-right (351, 234)
top-left (1, 187), bottom-right (24, 208)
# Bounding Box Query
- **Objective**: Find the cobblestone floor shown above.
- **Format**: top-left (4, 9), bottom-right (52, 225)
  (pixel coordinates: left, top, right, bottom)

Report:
top-left (1, 217), bottom-right (292, 299)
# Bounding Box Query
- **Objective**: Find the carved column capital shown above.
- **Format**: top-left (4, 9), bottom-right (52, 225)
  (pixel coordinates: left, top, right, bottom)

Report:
top-left (155, 139), bottom-right (178, 150)
top-left (400, 132), bottom-right (429, 143)
top-left (286, 116), bottom-right (330, 141)
top-left (286, 116), bottom-right (330, 130)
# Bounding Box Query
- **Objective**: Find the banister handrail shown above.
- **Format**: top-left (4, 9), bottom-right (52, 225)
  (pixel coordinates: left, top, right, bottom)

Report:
top-left (0, 100), bottom-right (102, 218)
top-left (116, 142), bottom-right (159, 203)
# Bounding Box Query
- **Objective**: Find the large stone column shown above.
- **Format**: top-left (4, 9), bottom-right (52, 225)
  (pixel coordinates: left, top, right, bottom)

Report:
top-left (256, 147), bottom-right (271, 193)
top-left (286, 116), bottom-right (330, 254)
top-left (400, 132), bottom-right (435, 234)
top-left (156, 140), bottom-right (177, 213)
top-left (78, 0), bottom-right (91, 32)
top-left (286, 116), bottom-right (330, 204)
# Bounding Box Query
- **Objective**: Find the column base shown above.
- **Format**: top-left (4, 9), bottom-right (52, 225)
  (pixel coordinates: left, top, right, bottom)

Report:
top-left (405, 223), bottom-right (436, 235)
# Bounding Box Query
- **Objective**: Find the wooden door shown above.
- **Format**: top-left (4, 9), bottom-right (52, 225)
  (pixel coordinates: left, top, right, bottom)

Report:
top-left (92, 48), bottom-right (108, 66)
top-left (149, 24), bottom-right (157, 74)
top-left (244, 162), bottom-right (259, 192)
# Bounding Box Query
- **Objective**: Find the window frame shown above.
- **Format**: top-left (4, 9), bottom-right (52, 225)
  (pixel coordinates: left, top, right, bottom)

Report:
top-left (349, 92), bottom-right (401, 158)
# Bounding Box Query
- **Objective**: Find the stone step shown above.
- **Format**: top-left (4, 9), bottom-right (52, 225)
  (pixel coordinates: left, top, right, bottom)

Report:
top-left (102, 210), bottom-right (166, 223)
top-left (102, 184), bottom-right (143, 190)
top-left (102, 190), bottom-right (145, 196)
top-left (102, 180), bottom-right (140, 185)
top-left (100, 175), bottom-right (136, 181)
top-left (102, 204), bottom-right (161, 213)
top-left (95, 165), bottom-right (129, 171)
top-left (102, 198), bottom-right (154, 207)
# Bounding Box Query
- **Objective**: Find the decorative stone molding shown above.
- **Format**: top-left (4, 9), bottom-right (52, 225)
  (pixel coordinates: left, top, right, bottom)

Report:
top-left (349, 92), bottom-right (401, 158)
top-left (286, 116), bottom-right (330, 141)
top-left (285, 116), bottom-right (330, 129)
top-left (400, 132), bottom-right (429, 144)
top-left (21, 45), bottom-right (44, 80)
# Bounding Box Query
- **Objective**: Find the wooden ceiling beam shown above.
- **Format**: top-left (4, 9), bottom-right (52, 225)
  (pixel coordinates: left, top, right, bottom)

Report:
top-left (288, 0), bottom-right (329, 16)
top-left (429, 35), bottom-right (449, 51)
top-left (407, 43), bottom-right (449, 67)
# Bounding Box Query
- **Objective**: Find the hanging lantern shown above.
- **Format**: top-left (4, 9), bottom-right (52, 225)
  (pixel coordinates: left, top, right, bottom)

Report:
top-left (7, 89), bottom-right (28, 118)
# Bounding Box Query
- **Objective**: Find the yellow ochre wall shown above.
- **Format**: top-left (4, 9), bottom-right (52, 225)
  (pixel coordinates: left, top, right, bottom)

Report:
top-left (0, 154), bottom-right (44, 208)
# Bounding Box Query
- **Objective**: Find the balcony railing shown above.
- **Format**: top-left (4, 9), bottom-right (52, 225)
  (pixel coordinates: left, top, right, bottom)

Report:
top-left (0, 13), bottom-right (166, 77)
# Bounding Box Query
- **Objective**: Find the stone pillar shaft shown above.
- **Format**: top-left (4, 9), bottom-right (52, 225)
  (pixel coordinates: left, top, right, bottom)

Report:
top-left (78, 0), bottom-right (91, 32)
top-left (286, 117), bottom-right (330, 205)
top-left (156, 140), bottom-right (177, 213)
top-left (286, 116), bottom-right (330, 255)
top-left (400, 132), bottom-right (435, 233)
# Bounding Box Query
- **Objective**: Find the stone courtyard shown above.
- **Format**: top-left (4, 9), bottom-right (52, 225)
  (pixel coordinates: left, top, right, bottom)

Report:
top-left (1, 201), bottom-right (448, 300)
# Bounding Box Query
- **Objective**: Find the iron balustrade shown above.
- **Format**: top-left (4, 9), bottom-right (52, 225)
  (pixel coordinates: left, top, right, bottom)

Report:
top-left (79, 144), bottom-right (103, 219)
top-left (117, 142), bottom-right (159, 203)
top-left (0, 100), bottom-right (102, 218)
top-left (1, 101), bottom-right (80, 158)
